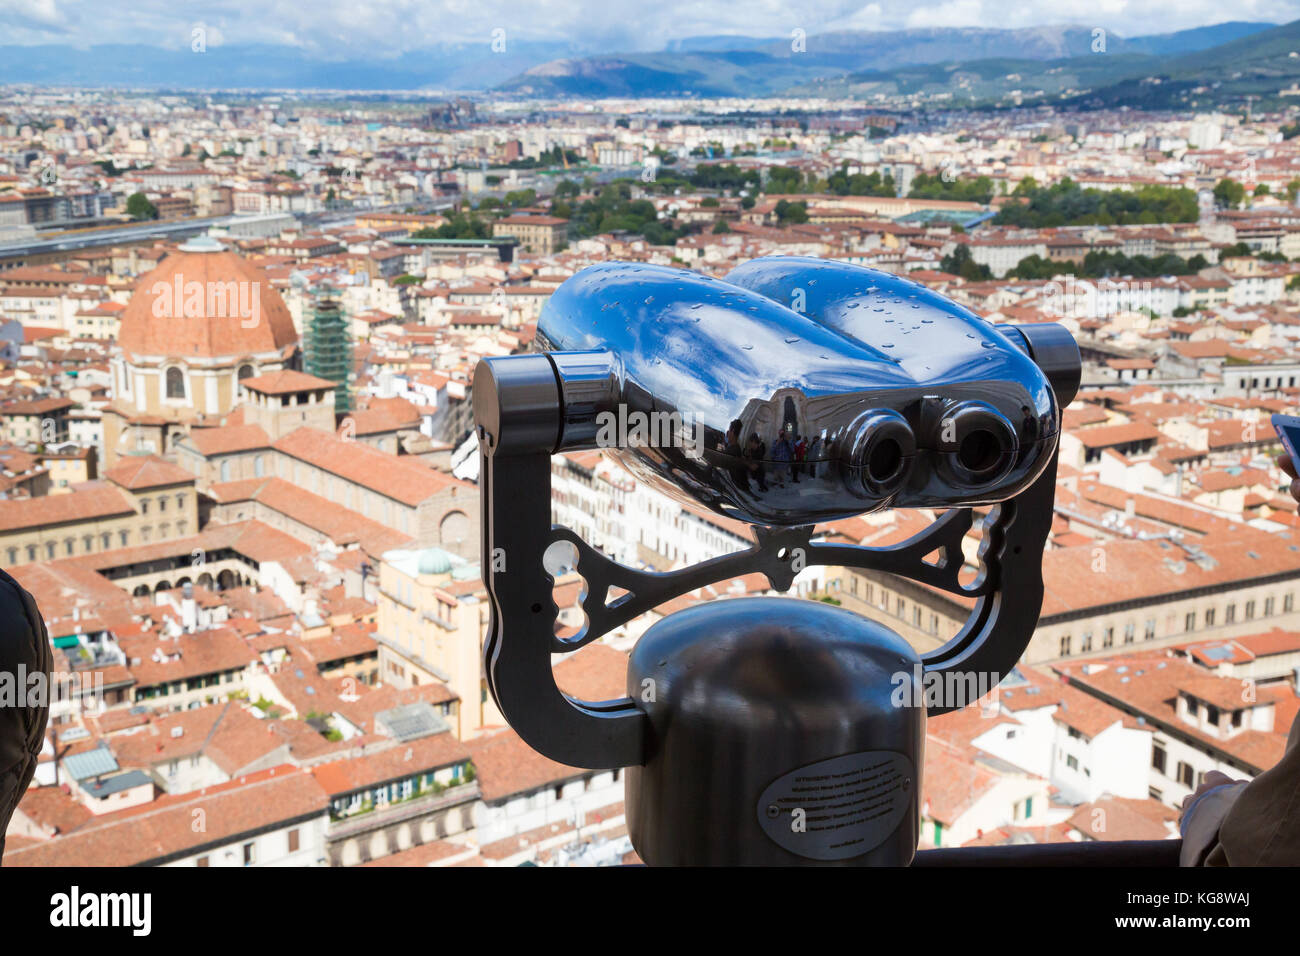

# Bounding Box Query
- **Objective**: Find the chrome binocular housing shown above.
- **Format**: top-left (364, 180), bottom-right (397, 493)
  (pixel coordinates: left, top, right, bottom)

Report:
top-left (534, 256), bottom-right (1079, 526)
top-left (472, 256), bottom-right (1080, 863)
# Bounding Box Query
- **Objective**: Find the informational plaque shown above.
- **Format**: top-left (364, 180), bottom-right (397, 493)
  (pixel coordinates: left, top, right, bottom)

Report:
top-left (755, 751), bottom-right (914, 861)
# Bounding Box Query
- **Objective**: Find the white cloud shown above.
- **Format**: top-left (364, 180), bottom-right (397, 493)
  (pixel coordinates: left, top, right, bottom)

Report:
top-left (0, 0), bottom-right (1298, 54)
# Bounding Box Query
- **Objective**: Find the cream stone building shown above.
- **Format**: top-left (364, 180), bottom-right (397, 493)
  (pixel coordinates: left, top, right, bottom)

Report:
top-left (829, 529), bottom-right (1300, 666)
top-left (373, 547), bottom-right (501, 739)
top-left (0, 455), bottom-right (197, 567)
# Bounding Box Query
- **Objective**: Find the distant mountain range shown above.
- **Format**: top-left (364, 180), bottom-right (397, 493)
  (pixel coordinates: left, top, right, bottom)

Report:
top-left (790, 19), bottom-right (1300, 109)
top-left (494, 22), bottom-right (1276, 97)
top-left (0, 20), bottom-right (1288, 108)
top-left (0, 41), bottom-right (585, 91)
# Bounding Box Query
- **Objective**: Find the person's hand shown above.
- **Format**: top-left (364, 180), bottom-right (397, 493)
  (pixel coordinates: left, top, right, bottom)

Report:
top-left (1279, 454), bottom-right (1300, 504)
top-left (1179, 770), bottom-right (1242, 825)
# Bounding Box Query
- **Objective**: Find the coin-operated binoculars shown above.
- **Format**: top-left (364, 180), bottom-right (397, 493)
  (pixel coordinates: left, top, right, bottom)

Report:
top-left (473, 256), bottom-right (1079, 865)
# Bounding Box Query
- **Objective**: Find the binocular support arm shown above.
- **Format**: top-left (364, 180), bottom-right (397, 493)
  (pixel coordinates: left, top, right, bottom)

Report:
top-left (475, 353), bottom-right (1062, 768)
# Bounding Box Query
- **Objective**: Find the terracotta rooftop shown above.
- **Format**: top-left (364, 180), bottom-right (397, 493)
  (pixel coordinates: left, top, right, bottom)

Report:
top-left (240, 369), bottom-right (338, 395)
top-left (104, 454), bottom-right (195, 490)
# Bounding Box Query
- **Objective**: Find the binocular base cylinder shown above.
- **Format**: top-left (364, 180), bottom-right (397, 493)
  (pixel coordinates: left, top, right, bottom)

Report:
top-left (625, 598), bottom-right (924, 866)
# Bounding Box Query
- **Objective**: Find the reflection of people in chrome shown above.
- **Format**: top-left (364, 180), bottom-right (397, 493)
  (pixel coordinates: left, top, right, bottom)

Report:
top-left (744, 434), bottom-right (768, 492)
top-left (771, 427), bottom-right (793, 487)
top-left (807, 433), bottom-right (824, 479)
top-left (1177, 452), bottom-right (1300, 865)
top-left (0, 569), bottom-right (51, 861)
top-left (723, 419), bottom-right (747, 489)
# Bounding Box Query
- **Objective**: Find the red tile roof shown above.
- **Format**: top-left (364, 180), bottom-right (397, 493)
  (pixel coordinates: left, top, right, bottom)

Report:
top-left (272, 427), bottom-right (468, 506)
top-left (104, 454), bottom-right (195, 490)
top-left (118, 249), bottom-right (297, 362)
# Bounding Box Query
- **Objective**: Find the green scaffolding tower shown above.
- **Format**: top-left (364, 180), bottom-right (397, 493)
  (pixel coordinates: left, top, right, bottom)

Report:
top-left (304, 287), bottom-right (353, 414)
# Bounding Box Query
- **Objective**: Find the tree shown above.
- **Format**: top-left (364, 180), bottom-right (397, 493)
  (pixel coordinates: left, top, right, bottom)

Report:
top-left (125, 192), bottom-right (158, 220)
top-left (1214, 178), bottom-right (1246, 210)
top-left (712, 219), bottom-right (731, 234)
top-left (940, 245), bottom-right (991, 280)
top-left (774, 199), bottom-right (808, 224)
top-left (767, 166), bottom-right (804, 194)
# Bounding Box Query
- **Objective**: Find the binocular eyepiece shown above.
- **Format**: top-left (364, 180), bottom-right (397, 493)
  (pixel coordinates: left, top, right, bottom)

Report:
top-left (842, 398), bottom-right (1021, 501)
top-left (525, 256), bottom-right (1079, 526)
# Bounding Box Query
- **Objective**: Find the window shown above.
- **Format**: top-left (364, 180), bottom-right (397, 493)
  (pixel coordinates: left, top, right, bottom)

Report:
top-left (1105, 626), bottom-right (1115, 647)
top-left (1124, 622), bottom-right (1135, 644)
top-left (5, 548), bottom-right (15, 564)
top-left (238, 364), bottom-right (255, 381)
top-left (63, 538), bottom-right (74, 556)
top-left (26, 545), bottom-right (36, 561)
top-left (243, 842), bottom-right (256, 865)
top-left (1066, 755), bottom-right (1078, 770)
top-left (1079, 632), bottom-right (1091, 652)
top-left (1185, 612), bottom-right (1196, 632)
top-left (1188, 698), bottom-right (1199, 718)
top-left (1204, 608), bottom-right (1215, 627)
top-left (1245, 600), bottom-right (1255, 620)
top-left (1178, 762), bottom-right (1194, 787)
top-left (254, 455), bottom-right (265, 478)
top-left (287, 829), bottom-right (300, 853)
top-left (1153, 745), bottom-right (1167, 775)
top-left (165, 367), bottom-right (185, 399)
top-left (1265, 597), bottom-right (1275, 617)
top-left (196, 856), bottom-right (209, 867)
top-left (141, 499), bottom-right (149, 514)
top-left (45, 542), bottom-right (55, 559)
top-left (1149, 787), bottom-right (1163, 801)
top-left (82, 535), bottom-right (93, 552)
top-left (1285, 593), bottom-right (1294, 614)
top-left (1225, 605), bottom-right (1236, 624)
top-left (1144, 619), bottom-right (1156, 641)
top-left (1059, 635), bottom-right (1071, 656)
top-left (159, 496), bottom-right (167, 512)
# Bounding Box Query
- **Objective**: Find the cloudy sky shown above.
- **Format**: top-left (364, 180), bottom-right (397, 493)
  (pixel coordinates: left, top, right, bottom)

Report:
top-left (1, 0), bottom-right (1299, 54)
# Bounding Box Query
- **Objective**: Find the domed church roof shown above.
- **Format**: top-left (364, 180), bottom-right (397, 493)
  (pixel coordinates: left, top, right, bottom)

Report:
top-left (118, 237), bottom-right (298, 363)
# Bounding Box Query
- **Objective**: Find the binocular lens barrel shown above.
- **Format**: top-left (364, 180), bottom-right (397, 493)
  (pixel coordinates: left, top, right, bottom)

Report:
top-left (845, 410), bottom-right (916, 499)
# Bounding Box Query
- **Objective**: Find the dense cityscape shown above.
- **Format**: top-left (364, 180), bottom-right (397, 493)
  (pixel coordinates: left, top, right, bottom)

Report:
top-left (2, 13), bottom-right (1300, 870)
